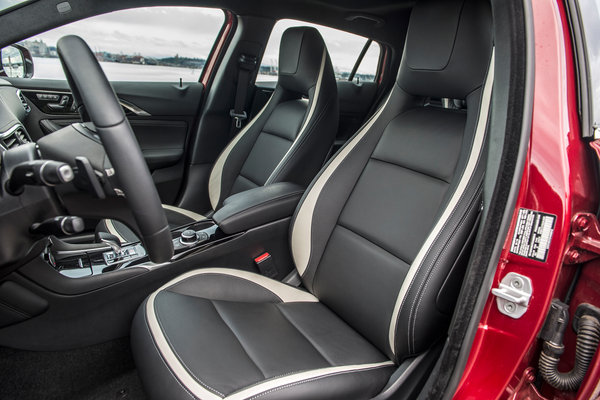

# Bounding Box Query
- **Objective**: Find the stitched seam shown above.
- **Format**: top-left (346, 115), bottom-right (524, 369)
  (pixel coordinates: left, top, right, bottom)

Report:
top-left (268, 96), bottom-right (333, 184)
top-left (274, 304), bottom-right (332, 366)
top-left (260, 129), bottom-right (295, 142)
top-left (0, 301), bottom-right (31, 318)
top-left (336, 223), bottom-right (412, 266)
top-left (211, 300), bottom-right (268, 379)
top-left (408, 185), bottom-right (480, 352)
top-left (154, 298), bottom-right (226, 397)
top-left (166, 273), bottom-right (285, 303)
top-left (370, 157), bottom-right (451, 184)
top-left (393, 95), bottom-right (489, 357)
top-left (243, 364), bottom-right (392, 400)
top-left (143, 305), bottom-right (199, 399)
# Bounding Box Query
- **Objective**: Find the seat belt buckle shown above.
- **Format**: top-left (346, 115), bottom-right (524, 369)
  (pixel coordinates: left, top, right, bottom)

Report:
top-left (254, 252), bottom-right (278, 279)
top-left (230, 110), bottom-right (247, 129)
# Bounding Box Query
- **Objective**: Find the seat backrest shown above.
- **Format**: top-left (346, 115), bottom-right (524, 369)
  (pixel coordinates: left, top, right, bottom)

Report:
top-left (208, 27), bottom-right (338, 210)
top-left (290, 0), bottom-right (493, 362)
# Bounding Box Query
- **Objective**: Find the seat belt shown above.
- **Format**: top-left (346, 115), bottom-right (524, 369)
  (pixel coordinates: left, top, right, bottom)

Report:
top-left (230, 53), bottom-right (258, 134)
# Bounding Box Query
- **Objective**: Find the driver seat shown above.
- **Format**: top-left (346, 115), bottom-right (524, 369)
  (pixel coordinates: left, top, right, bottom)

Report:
top-left (131, 0), bottom-right (493, 398)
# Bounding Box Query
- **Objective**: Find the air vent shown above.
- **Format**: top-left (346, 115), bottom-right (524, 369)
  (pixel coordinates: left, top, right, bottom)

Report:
top-left (14, 127), bottom-right (30, 144)
top-left (0, 125), bottom-right (31, 150)
top-left (16, 90), bottom-right (31, 113)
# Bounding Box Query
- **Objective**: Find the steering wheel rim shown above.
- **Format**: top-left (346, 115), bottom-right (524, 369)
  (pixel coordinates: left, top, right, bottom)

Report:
top-left (56, 35), bottom-right (173, 263)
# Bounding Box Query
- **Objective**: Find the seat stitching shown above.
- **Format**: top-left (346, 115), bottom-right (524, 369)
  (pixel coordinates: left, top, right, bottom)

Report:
top-left (142, 305), bottom-right (200, 399)
top-left (260, 129), bottom-right (295, 142)
top-left (394, 129), bottom-right (486, 356)
top-left (370, 157), bottom-right (451, 184)
top-left (274, 304), bottom-right (333, 366)
top-left (154, 299), bottom-right (226, 397)
top-left (267, 95), bottom-right (333, 184)
top-left (393, 164), bottom-right (468, 355)
top-left (336, 223), bottom-right (413, 266)
top-left (165, 273), bottom-right (285, 303)
top-left (241, 364), bottom-right (392, 400)
top-left (211, 300), bottom-right (268, 379)
top-left (409, 185), bottom-right (480, 352)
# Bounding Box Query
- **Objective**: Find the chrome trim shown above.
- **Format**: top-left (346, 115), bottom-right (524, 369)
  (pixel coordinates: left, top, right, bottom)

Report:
top-left (0, 124), bottom-right (24, 140)
top-left (119, 100), bottom-right (151, 116)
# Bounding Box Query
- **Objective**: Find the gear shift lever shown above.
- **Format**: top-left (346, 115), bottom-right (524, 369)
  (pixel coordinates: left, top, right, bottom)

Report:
top-left (95, 231), bottom-right (122, 253)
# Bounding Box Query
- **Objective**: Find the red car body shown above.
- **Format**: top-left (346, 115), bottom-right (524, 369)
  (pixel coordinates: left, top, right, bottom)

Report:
top-left (456, 0), bottom-right (600, 398)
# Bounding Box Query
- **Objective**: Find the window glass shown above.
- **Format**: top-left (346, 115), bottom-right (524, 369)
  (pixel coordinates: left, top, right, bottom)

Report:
top-left (259, 19), bottom-right (381, 83)
top-left (0, 0), bottom-right (30, 14)
top-left (18, 7), bottom-right (224, 82)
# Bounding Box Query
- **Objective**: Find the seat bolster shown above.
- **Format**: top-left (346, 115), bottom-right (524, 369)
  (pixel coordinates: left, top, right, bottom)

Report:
top-left (157, 268), bottom-right (319, 303)
top-left (132, 301), bottom-right (205, 400)
top-left (224, 362), bottom-right (394, 400)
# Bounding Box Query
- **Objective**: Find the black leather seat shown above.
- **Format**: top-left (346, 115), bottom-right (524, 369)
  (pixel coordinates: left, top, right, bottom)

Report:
top-left (98, 26), bottom-right (338, 242)
top-left (131, 0), bottom-right (494, 398)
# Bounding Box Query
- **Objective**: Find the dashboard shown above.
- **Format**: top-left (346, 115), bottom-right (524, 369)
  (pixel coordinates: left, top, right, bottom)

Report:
top-left (0, 78), bottom-right (33, 150)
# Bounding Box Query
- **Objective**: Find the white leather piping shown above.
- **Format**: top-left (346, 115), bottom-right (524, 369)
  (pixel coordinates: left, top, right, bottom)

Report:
top-left (146, 268), bottom-right (321, 399)
top-left (290, 92), bottom-right (393, 276)
top-left (387, 49), bottom-right (495, 354)
top-left (161, 204), bottom-right (206, 222)
top-left (264, 48), bottom-right (327, 185)
top-left (225, 361), bottom-right (394, 400)
top-left (208, 96), bottom-right (273, 210)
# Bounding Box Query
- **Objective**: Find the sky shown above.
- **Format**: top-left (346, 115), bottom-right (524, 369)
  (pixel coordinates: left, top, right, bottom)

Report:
top-left (25, 6), bottom-right (379, 74)
top-left (28, 7), bottom-right (225, 59)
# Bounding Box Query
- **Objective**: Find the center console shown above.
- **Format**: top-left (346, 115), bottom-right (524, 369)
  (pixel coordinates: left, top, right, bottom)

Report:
top-left (46, 220), bottom-right (227, 278)
top-left (44, 182), bottom-right (306, 278)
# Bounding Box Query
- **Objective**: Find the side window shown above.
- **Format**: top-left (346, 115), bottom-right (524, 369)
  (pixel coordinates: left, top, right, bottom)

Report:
top-left (18, 7), bottom-right (224, 82)
top-left (259, 19), bottom-right (381, 83)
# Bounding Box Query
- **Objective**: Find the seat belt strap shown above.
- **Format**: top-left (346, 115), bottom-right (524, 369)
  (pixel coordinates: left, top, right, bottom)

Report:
top-left (230, 54), bottom-right (257, 132)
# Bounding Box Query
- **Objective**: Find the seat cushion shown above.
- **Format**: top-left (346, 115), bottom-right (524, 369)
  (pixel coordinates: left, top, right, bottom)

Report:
top-left (98, 205), bottom-right (206, 243)
top-left (132, 268), bottom-right (394, 400)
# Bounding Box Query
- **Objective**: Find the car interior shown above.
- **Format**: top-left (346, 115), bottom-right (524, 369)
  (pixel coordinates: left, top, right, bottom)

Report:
top-left (0, 0), bottom-right (531, 399)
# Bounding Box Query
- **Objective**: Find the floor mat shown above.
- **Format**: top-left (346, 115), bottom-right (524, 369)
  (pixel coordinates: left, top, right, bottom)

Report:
top-left (74, 369), bottom-right (146, 400)
top-left (0, 337), bottom-right (147, 400)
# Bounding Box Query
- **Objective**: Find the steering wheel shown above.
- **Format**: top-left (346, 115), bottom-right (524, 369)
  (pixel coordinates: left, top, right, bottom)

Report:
top-left (56, 35), bottom-right (173, 263)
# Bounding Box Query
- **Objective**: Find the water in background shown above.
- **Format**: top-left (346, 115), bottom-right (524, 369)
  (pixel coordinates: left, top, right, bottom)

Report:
top-left (32, 57), bottom-right (276, 83)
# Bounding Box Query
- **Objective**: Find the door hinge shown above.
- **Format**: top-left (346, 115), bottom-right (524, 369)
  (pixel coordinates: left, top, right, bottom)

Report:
top-left (491, 272), bottom-right (533, 319)
top-left (563, 212), bottom-right (600, 264)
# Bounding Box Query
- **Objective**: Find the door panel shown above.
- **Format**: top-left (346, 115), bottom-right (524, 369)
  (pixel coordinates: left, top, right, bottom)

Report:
top-left (7, 78), bottom-right (204, 204)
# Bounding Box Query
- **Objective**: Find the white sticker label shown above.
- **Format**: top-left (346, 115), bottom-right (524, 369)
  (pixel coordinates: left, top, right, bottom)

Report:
top-left (510, 208), bottom-right (556, 262)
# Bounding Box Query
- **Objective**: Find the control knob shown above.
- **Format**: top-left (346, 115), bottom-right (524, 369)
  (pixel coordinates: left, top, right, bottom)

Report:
top-left (180, 229), bottom-right (198, 245)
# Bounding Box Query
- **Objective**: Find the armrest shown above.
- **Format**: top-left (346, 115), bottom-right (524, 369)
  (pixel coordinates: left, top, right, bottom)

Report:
top-left (213, 182), bottom-right (305, 234)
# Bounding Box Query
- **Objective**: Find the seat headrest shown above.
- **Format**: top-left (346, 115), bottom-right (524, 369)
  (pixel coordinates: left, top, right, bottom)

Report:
top-left (278, 27), bottom-right (328, 95)
top-left (397, 0), bottom-right (493, 100)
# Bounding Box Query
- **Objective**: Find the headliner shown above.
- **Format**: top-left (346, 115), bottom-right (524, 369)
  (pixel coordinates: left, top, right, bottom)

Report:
top-left (0, 0), bottom-right (413, 48)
